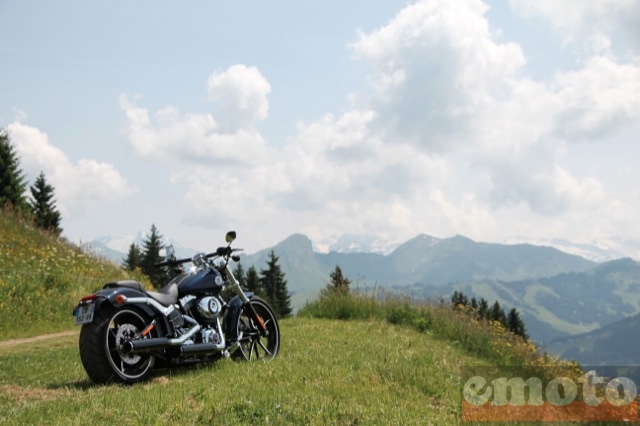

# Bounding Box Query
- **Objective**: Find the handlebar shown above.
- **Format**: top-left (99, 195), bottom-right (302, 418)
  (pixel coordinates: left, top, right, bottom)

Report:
top-left (154, 256), bottom-right (191, 268)
top-left (154, 247), bottom-right (243, 268)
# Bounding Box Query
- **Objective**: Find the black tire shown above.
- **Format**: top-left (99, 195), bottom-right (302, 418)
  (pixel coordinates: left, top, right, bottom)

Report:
top-left (79, 305), bottom-right (156, 384)
top-left (231, 297), bottom-right (280, 361)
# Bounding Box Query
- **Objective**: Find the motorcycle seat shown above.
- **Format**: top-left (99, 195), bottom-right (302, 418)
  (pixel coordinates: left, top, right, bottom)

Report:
top-left (104, 280), bottom-right (145, 292)
top-left (147, 283), bottom-right (179, 306)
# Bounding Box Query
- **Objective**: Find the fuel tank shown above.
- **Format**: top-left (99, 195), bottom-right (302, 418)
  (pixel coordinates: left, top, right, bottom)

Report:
top-left (176, 268), bottom-right (224, 295)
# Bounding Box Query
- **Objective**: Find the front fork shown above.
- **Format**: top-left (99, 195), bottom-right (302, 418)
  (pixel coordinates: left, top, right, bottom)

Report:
top-left (224, 264), bottom-right (269, 336)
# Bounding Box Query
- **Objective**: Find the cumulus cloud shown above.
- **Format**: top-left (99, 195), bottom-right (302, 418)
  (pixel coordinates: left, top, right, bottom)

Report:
top-left (552, 56), bottom-right (640, 139)
top-left (7, 122), bottom-right (136, 217)
top-left (119, 65), bottom-right (278, 231)
top-left (120, 95), bottom-right (270, 167)
top-left (121, 65), bottom-right (272, 168)
top-left (343, 0), bottom-right (638, 225)
top-left (351, 0), bottom-right (526, 151)
top-left (119, 1), bottom-right (640, 247)
top-left (207, 64), bottom-right (271, 131)
top-left (510, 0), bottom-right (640, 53)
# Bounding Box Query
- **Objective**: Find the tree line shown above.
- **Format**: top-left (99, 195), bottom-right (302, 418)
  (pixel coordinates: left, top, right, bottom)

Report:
top-left (123, 224), bottom-right (293, 319)
top-left (0, 129), bottom-right (62, 235)
top-left (451, 290), bottom-right (528, 339)
top-left (316, 264), bottom-right (528, 341)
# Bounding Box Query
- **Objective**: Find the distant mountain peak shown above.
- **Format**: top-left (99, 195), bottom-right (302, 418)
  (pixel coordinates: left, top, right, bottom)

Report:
top-left (276, 234), bottom-right (314, 251)
top-left (416, 233), bottom-right (441, 244)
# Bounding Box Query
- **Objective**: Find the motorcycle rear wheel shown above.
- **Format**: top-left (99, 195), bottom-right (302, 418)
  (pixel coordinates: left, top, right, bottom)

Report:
top-left (79, 305), bottom-right (156, 384)
top-left (232, 297), bottom-right (280, 361)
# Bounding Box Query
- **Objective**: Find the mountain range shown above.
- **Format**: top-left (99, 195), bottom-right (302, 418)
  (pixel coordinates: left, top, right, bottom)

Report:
top-left (89, 232), bottom-right (640, 365)
top-left (546, 309), bottom-right (640, 366)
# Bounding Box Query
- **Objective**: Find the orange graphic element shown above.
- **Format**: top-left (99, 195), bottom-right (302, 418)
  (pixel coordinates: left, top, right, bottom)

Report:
top-left (462, 400), bottom-right (639, 422)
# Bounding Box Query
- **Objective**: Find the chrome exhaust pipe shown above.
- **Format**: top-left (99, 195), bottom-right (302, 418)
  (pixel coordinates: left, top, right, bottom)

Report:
top-left (123, 324), bottom-right (201, 353)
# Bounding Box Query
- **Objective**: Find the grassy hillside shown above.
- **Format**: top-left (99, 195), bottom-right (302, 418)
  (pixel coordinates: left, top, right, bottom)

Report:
top-left (0, 212), bottom-right (631, 424)
top-left (0, 318), bottom-right (482, 425)
top-left (0, 209), bottom-right (148, 339)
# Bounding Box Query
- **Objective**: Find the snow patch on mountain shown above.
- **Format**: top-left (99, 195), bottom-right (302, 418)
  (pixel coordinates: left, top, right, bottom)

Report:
top-left (314, 233), bottom-right (401, 255)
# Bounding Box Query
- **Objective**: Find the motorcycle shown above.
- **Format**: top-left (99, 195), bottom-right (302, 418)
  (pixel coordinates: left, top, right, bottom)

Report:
top-left (72, 231), bottom-right (280, 384)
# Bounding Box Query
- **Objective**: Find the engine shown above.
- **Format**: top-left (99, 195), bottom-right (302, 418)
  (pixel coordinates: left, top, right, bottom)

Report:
top-left (196, 296), bottom-right (223, 322)
top-left (180, 295), bottom-right (223, 326)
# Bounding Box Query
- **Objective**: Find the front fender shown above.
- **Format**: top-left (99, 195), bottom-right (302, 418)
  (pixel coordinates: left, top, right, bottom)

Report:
top-left (223, 292), bottom-right (254, 338)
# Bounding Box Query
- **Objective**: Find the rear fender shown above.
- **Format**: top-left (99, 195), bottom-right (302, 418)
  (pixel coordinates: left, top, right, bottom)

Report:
top-left (77, 287), bottom-right (170, 335)
top-left (95, 287), bottom-right (156, 316)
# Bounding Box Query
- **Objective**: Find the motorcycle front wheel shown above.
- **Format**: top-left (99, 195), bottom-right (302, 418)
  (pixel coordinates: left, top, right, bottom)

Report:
top-left (79, 305), bottom-right (156, 384)
top-left (231, 296), bottom-right (280, 361)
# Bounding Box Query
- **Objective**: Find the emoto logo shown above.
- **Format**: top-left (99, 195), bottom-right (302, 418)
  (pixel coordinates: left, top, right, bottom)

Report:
top-left (461, 367), bottom-right (639, 422)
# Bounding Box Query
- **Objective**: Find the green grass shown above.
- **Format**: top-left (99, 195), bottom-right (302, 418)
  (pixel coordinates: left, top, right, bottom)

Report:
top-left (1, 318), bottom-right (482, 425)
top-left (0, 209), bottom-right (149, 339)
top-left (298, 290), bottom-right (548, 368)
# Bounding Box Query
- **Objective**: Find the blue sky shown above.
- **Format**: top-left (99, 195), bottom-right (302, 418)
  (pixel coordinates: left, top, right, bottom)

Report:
top-left (2, 0), bottom-right (640, 254)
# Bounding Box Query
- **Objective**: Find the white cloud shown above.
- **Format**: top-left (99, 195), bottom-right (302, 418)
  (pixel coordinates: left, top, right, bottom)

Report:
top-left (344, 0), bottom-right (637, 227)
top-left (206, 64), bottom-right (271, 131)
top-left (7, 122), bottom-right (137, 217)
top-left (121, 65), bottom-right (273, 169)
top-left (120, 95), bottom-right (270, 167)
top-left (351, 0), bottom-right (526, 152)
top-left (510, 0), bottom-right (640, 53)
top-left (510, 0), bottom-right (639, 33)
top-left (552, 56), bottom-right (640, 139)
top-left (117, 0), bottom-right (640, 248)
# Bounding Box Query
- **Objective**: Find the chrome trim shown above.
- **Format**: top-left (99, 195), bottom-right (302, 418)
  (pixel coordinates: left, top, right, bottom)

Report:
top-left (169, 323), bottom-right (201, 345)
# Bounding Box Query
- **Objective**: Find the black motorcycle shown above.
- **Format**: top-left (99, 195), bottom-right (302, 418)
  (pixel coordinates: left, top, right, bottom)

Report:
top-left (73, 231), bottom-right (280, 384)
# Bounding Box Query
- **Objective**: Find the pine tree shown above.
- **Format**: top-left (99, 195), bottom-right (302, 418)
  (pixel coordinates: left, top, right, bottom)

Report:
top-left (0, 129), bottom-right (28, 210)
top-left (477, 298), bottom-right (489, 320)
top-left (489, 300), bottom-right (507, 327)
top-left (245, 266), bottom-right (263, 297)
top-left (451, 291), bottom-right (469, 309)
top-left (325, 265), bottom-right (351, 295)
top-left (234, 262), bottom-right (247, 289)
top-left (260, 251), bottom-right (292, 318)
top-left (507, 308), bottom-right (528, 340)
top-left (123, 242), bottom-right (142, 271)
top-left (29, 171), bottom-right (62, 235)
top-left (140, 224), bottom-right (169, 288)
top-left (470, 297), bottom-right (478, 311)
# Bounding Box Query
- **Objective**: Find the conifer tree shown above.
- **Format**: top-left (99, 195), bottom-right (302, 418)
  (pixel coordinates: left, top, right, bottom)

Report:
top-left (123, 242), bottom-right (142, 271)
top-left (29, 171), bottom-right (62, 235)
top-left (470, 297), bottom-right (478, 311)
top-left (489, 300), bottom-right (507, 326)
top-left (507, 308), bottom-right (528, 340)
top-left (0, 129), bottom-right (28, 210)
top-left (245, 265), bottom-right (263, 297)
top-left (233, 262), bottom-right (247, 289)
top-left (140, 224), bottom-right (169, 288)
top-left (477, 298), bottom-right (489, 320)
top-left (325, 265), bottom-right (351, 295)
top-left (451, 291), bottom-right (469, 308)
top-left (260, 251), bottom-right (292, 318)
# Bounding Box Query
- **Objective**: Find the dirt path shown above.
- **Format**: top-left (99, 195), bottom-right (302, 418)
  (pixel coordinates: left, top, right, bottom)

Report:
top-left (0, 330), bottom-right (77, 349)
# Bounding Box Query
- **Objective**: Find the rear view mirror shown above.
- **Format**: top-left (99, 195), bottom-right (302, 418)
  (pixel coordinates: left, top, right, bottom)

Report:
top-left (225, 231), bottom-right (237, 243)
